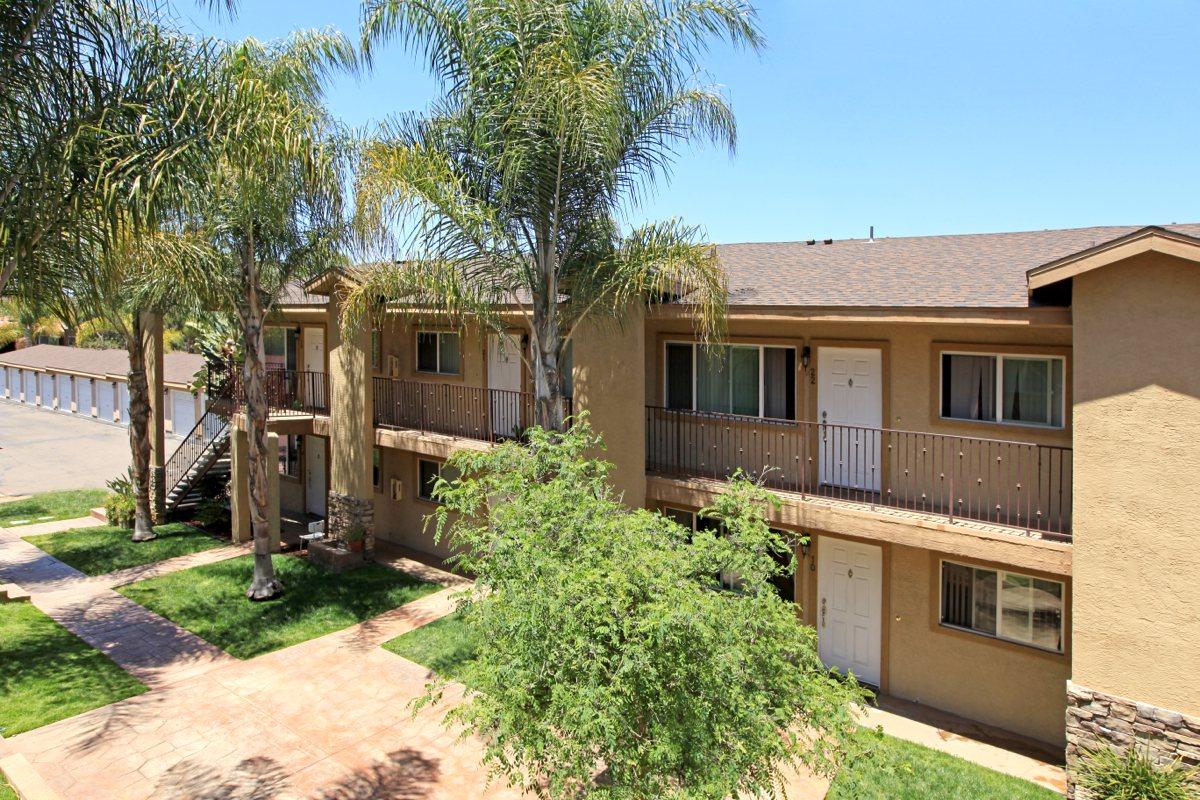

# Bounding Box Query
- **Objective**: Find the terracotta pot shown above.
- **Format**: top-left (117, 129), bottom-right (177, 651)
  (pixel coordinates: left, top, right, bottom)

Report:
top-left (348, 539), bottom-right (364, 553)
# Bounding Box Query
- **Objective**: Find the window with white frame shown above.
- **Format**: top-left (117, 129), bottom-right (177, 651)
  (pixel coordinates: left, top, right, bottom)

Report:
top-left (665, 342), bottom-right (795, 419)
top-left (940, 560), bottom-right (1064, 652)
top-left (416, 331), bottom-right (461, 375)
top-left (940, 352), bottom-right (1064, 428)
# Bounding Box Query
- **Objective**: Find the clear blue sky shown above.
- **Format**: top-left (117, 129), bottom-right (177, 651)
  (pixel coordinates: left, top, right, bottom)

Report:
top-left (183, 0), bottom-right (1200, 244)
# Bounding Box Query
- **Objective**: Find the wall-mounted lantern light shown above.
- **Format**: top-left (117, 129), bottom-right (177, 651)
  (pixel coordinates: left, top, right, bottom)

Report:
top-left (800, 345), bottom-right (811, 369)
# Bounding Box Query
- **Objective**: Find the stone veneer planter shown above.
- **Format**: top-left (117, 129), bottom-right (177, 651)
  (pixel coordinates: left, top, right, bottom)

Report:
top-left (1066, 681), bottom-right (1200, 799)
top-left (326, 491), bottom-right (375, 551)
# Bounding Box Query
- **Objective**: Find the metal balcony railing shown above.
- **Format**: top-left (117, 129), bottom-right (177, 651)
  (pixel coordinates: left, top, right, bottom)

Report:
top-left (646, 406), bottom-right (1073, 538)
top-left (373, 377), bottom-right (572, 443)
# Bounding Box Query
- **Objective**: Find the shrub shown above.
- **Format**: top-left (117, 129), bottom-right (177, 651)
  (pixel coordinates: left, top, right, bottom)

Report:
top-left (103, 470), bottom-right (137, 528)
top-left (103, 494), bottom-right (136, 529)
top-left (1077, 742), bottom-right (1199, 800)
top-left (425, 420), bottom-right (866, 800)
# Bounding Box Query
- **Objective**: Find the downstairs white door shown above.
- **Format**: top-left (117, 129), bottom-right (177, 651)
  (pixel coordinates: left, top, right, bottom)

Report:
top-left (818, 537), bottom-right (883, 687)
top-left (305, 435), bottom-right (327, 517)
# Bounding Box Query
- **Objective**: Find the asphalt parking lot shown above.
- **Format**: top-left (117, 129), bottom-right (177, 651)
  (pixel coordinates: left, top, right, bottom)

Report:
top-left (0, 401), bottom-right (132, 496)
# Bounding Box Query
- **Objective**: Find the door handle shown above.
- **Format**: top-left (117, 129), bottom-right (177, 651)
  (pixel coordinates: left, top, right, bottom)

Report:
top-left (821, 597), bottom-right (826, 628)
top-left (821, 410), bottom-right (828, 441)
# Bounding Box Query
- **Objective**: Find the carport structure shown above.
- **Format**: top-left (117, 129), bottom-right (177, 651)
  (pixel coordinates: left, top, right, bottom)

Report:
top-left (0, 320), bottom-right (206, 519)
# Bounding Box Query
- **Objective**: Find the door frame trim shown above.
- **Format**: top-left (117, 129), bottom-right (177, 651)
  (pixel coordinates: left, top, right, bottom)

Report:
top-left (814, 532), bottom-right (890, 692)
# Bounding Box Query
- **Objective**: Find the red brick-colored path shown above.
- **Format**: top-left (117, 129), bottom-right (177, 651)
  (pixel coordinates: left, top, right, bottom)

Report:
top-left (1, 522), bottom-right (830, 799)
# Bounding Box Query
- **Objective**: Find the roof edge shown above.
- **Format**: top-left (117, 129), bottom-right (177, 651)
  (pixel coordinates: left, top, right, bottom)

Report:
top-left (1027, 226), bottom-right (1200, 291)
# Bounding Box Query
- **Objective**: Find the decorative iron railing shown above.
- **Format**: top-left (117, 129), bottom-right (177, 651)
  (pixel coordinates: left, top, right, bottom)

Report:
top-left (229, 368), bottom-right (329, 415)
top-left (645, 406), bottom-right (1073, 538)
top-left (372, 377), bottom-right (572, 443)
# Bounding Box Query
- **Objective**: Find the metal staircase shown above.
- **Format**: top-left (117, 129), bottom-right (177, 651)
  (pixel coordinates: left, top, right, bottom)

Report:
top-left (164, 399), bottom-right (233, 513)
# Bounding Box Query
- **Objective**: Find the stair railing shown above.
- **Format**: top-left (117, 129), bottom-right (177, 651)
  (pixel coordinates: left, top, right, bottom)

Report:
top-left (164, 378), bottom-right (235, 501)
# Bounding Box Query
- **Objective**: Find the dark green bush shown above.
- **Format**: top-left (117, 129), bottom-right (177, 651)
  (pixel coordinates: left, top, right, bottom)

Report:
top-left (1077, 743), bottom-right (1199, 800)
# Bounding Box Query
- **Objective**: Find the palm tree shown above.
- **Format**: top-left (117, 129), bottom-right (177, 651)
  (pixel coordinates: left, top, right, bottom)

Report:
top-left (344, 0), bottom-right (761, 430)
top-left (9, 14), bottom-right (221, 541)
top-left (0, 0), bottom-right (230, 294)
top-left (162, 30), bottom-right (353, 599)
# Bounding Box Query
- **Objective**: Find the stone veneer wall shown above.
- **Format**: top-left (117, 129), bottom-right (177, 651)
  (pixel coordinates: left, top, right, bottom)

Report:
top-left (326, 491), bottom-right (375, 554)
top-left (1066, 681), bottom-right (1200, 798)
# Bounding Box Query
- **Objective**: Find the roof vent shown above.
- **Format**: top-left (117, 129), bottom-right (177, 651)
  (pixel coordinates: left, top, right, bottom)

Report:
top-left (869, 225), bottom-right (875, 242)
top-left (823, 238), bottom-right (833, 245)
top-left (806, 239), bottom-right (816, 246)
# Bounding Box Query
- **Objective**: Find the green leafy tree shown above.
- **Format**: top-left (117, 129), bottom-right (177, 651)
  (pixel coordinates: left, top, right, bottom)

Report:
top-left (425, 420), bottom-right (866, 799)
top-left (344, 0), bottom-right (760, 429)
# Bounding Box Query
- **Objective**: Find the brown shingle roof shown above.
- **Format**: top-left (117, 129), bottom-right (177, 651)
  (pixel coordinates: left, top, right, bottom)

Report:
top-left (714, 223), bottom-right (1200, 308)
top-left (0, 345), bottom-right (205, 387)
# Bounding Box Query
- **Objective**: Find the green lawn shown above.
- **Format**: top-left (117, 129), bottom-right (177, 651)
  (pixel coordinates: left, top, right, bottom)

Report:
top-left (0, 489), bottom-right (107, 527)
top-left (118, 555), bottom-right (440, 659)
top-left (0, 602), bottom-right (146, 737)
top-left (827, 732), bottom-right (1060, 800)
top-left (382, 611), bottom-right (481, 684)
top-left (384, 613), bottom-right (1059, 800)
top-left (24, 522), bottom-right (222, 576)
top-left (0, 773), bottom-right (14, 800)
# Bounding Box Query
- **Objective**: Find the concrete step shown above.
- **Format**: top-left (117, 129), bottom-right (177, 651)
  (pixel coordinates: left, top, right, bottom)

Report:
top-left (1, 583), bottom-right (31, 603)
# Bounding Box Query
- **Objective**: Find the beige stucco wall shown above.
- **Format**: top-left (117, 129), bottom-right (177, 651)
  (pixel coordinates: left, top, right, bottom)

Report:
top-left (644, 316), bottom-right (1072, 444)
top-left (572, 306), bottom-right (647, 507)
top-left (884, 542), bottom-right (1071, 745)
top-left (1071, 252), bottom-right (1200, 717)
top-left (376, 316), bottom-right (487, 389)
top-left (373, 446), bottom-right (458, 559)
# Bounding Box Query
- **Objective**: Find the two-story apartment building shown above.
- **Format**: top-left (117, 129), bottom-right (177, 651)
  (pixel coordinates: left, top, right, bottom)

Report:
top-left (219, 223), bottom-right (1200, 789)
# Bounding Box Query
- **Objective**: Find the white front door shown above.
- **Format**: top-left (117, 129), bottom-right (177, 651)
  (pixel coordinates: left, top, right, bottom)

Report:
top-left (817, 347), bottom-right (883, 492)
top-left (302, 327), bottom-right (326, 406)
top-left (818, 538), bottom-right (883, 687)
top-left (305, 435), bottom-right (327, 517)
top-left (488, 334), bottom-right (523, 438)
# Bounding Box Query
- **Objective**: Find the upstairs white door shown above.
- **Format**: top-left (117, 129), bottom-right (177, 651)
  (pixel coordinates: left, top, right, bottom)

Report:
top-left (488, 334), bottom-right (523, 438)
top-left (305, 435), bottom-right (327, 517)
top-left (302, 327), bottom-right (326, 407)
top-left (818, 538), bottom-right (883, 687)
top-left (76, 378), bottom-right (93, 417)
top-left (817, 347), bottom-right (883, 492)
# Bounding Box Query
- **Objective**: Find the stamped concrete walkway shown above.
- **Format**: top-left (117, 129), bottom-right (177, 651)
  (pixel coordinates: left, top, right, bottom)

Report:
top-left (0, 518), bottom-right (245, 688)
top-left (0, 519), bottom-right (1058, 799)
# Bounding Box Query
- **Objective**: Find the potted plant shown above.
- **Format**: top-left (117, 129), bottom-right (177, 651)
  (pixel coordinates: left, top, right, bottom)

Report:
top-left (344, 524), bottom-right (366, 554)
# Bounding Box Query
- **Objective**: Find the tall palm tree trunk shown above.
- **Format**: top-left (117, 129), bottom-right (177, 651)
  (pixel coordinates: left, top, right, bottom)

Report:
top-left (239, 245), bottom-right (282, 600)
top-left (126, 313), bottom-right (156, 541)
top-left (531, 246), bottom-right (566, 432)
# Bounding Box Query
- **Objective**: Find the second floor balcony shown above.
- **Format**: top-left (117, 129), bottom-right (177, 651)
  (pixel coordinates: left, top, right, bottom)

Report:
top-left (372, 377), bottom-right (571, 443)
top-left (229, 369), bottom-right (330, 415)
top-left (646, 406), bottom-right (1073, 539)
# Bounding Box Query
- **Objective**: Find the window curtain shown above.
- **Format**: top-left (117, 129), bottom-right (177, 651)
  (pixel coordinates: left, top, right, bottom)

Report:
top-left (696, 347), bottom-right (730, 413)
top-left (944, 354), bottom-right (996, 420)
